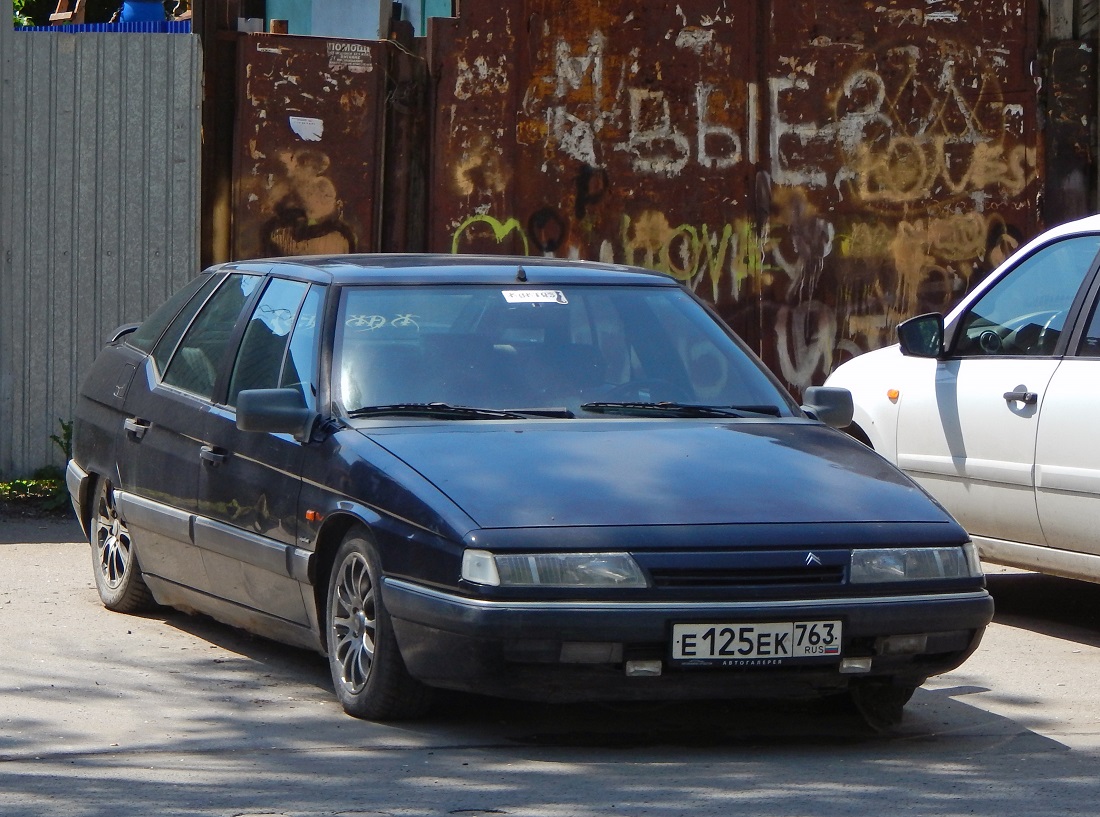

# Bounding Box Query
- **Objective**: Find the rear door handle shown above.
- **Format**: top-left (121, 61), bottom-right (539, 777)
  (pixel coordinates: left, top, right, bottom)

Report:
top-left (200, 445), bottom-right (228, 466)
top-left (1003, 389), bottom-right (1038, 405)
top-left (123, 417), bottom-right (150, 440)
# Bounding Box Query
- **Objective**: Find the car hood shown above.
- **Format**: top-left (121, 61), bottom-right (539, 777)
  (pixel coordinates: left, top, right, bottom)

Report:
top-left (359, 419), bottom-right (953, 530)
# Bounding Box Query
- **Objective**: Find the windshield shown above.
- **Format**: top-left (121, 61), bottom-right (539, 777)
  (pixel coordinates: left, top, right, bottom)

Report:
top-left (332, 284), bottom-right (793, 417)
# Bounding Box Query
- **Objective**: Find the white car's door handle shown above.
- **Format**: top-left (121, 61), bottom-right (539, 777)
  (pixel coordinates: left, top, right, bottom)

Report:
top-left (1003, 389), bottom-right (1038, 405)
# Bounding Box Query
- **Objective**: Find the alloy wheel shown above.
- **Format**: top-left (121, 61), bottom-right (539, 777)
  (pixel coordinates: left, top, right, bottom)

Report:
top-left (331, 552), bottom-right (377, 695)
top-left (94, 485), bottom-right (132, 590)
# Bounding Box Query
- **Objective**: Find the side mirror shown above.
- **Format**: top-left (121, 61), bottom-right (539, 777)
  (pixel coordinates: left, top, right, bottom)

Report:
top-left (801, 386), bottom-right (854, 429)
top-left (236, 388), bottom-right (318, 443)
top-left (897, 313), bottom-right (945, 358)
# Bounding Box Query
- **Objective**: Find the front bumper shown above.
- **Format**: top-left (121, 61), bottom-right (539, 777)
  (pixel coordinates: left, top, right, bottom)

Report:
top-left (383, 579), bottom-right (993, 702)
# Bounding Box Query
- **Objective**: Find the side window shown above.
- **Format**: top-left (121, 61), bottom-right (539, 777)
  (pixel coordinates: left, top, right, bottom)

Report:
top-left (1078, 298), bottom-right (1100, 357)
top-left (952, 236), bottom-right (1100, 357)
top-left (280, 286), bottom-right (325, 409)
top-left (128, 274), bottom-right (215, 354)
top-left (150, 274), bottom-right (222, 373)
top-left (162, 273), bottom-right (263, 398)
top-left (226, 278), bottom-right (309, 406)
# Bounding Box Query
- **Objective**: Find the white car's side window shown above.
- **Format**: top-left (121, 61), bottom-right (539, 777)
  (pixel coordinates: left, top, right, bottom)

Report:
top-left (1078, 299), bottom-right (1100, 357)
top-left (953, 236), bottom-right (1100, 358)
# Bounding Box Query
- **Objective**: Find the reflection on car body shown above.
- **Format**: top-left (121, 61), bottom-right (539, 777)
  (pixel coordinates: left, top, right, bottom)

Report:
top-left (67, 255), bottom-right (992, 727)
top-left (826, 213), bottom-right (1100, 586)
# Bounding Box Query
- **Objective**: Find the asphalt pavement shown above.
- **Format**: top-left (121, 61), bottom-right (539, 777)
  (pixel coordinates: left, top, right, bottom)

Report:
top-left (2, 517), bottom-right (1100, 816)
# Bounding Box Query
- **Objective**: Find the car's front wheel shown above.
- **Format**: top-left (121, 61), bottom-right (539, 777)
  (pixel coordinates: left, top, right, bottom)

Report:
top-left (326, 530), bottom-right (432, 720)
top-left (90, 477), bottom-right (153, 613)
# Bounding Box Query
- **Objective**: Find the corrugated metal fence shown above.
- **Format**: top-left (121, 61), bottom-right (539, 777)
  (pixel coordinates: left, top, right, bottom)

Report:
top-left (0, 22), bottom-right (202, 476)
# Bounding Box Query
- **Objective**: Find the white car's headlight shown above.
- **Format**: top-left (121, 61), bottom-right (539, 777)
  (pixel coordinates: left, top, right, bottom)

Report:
top-left (850, 543), bottom-right (982, 583)
top-left (461, 550), bottom-right (647, 588)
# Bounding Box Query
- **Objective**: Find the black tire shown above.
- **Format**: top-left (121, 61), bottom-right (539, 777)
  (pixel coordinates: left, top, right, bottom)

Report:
top-left (89, 477), bottom-right (154, 613)
top-left (326, 530), bottom-right (432, 720)
top-left (849, 681), bottom-right (916, 732)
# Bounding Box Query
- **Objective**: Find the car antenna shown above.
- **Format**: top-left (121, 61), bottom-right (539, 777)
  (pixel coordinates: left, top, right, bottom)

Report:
top-left (516, 266), bottom-right (528, 282)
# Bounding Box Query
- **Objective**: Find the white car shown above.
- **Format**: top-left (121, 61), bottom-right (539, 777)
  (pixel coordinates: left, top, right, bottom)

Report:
top-left (825, 213), bottom-right (1100, 583)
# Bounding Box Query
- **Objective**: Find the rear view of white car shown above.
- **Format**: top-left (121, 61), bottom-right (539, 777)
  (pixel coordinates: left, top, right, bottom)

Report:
top-left (826, 214), bottom-right (1100, 583)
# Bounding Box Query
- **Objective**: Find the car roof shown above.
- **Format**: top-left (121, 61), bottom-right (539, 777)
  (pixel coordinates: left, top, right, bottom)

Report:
top-left (209, 254), bottom-right (679, 288)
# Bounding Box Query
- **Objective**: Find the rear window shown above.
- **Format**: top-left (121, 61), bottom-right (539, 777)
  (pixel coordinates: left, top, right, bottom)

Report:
top-left (126, 274), bottom-right (217, 353)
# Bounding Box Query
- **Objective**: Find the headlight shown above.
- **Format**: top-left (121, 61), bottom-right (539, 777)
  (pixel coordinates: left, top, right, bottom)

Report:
top-left (850, 543), bottom-right (982, 583)
top-left (461, 550), bottom-right (647, 588)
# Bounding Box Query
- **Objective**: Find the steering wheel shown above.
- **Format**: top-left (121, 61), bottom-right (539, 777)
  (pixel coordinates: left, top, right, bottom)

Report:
top-left (1002, 309), bottom-right (1062, 355)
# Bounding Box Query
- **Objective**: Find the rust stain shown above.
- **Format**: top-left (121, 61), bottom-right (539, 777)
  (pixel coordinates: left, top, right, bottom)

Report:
top-left (232, 36), bottom-right (389, 259)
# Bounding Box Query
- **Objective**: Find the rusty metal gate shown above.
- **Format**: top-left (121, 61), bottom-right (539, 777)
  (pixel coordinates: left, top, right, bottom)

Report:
top-left (232, 35), bottom-right (423, 259)
top-left (427, 0), bottom-right (1041, 392)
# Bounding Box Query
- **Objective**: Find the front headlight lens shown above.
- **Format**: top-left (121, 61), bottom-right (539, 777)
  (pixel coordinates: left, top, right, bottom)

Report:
top-left (850, 543), bottom-right (983, 583)
top-left (461, 550), bottom-right (647, 588)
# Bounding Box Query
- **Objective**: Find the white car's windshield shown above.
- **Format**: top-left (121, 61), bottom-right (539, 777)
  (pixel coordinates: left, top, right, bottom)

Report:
top-left (333, 284), bottom-right (792, 417)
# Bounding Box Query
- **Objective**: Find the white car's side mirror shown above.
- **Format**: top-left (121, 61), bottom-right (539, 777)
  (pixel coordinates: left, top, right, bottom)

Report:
top-left (897, 313), bottom-right (945, 358)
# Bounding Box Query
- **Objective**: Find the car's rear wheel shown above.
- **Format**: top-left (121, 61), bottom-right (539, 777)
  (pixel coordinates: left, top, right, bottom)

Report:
top-left (326, 530), bottom-right (432, 720)
top-left (90, 477), bottom-right (154, 613)
top-left (849, 680), bottom-right (916, 731)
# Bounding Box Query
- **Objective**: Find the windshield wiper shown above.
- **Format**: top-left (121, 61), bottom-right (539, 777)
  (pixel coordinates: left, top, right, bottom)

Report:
top-left (347, 403), bottom-right (528, 420)
top-left (579, 401), bottom-right (782, 418)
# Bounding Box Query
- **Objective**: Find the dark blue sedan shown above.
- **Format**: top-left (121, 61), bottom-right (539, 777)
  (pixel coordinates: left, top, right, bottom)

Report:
top-left (66, 255), bottom-right (992, 726)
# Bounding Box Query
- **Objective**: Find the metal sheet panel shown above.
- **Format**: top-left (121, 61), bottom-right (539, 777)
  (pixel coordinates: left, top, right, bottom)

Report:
top-left (434, 1), bottom-right (757, 276)
top-left (1044, 39), bottom-right (1096, 226)
top-left (757, 0), bottom-right (1042, 388)
top-left (231, 35), bottom-right (389, 259)
top-left (0, 32), bottom-right (201, 477)
top-left (429, 0), bottom-right (1040, 394)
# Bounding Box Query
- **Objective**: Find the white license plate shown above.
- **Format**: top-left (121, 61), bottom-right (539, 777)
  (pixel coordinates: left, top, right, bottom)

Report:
top-left (672, 620), bottom-right (843, 663)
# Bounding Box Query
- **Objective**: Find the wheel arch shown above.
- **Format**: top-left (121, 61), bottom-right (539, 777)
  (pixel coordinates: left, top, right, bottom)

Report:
top-left (310, 511), bottom-right (374, 655)
top-left (72, 464), bottom-right (126, 539)
top-left (69, 466), bottom-right (97, 540)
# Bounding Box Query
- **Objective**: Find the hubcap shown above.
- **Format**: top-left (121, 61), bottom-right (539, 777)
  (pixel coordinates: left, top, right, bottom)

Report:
top-left (331, 553), bottom-right (377, 695)
top-left (94, 487), bottom-right (131, 590)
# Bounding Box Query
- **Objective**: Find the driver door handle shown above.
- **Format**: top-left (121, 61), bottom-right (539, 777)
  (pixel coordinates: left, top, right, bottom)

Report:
top-left (1003, 389), bottom-right (1038, 405)
top-left (123, 417), bottom-right (150, 440)
top-left (200, 445), bottom-right (228, 466)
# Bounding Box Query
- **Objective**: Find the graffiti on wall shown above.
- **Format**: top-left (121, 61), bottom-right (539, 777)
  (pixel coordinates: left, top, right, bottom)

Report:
top-left (451, 197), bottom-right (1020, 388)
top-left (233, 37), bottom-right (386, 261)
top-left (259, 149), bottom-right (358, 256)
top-left (434, 2), bottom-right (1039, 392)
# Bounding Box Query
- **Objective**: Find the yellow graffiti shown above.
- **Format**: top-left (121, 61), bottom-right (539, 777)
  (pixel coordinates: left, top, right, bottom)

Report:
top-left (451, 210), bottom-right (775, 303)
top-left (452, 134), bottom-right (511, 197)
top-left (451, 215), bottom-right (531, 255)
top-left (447, 205), bottom-right (1009, 332)
top-left (839, 221), bottom-right (894, 260)
top-left (854, 138), bottom-right (1036, 204)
